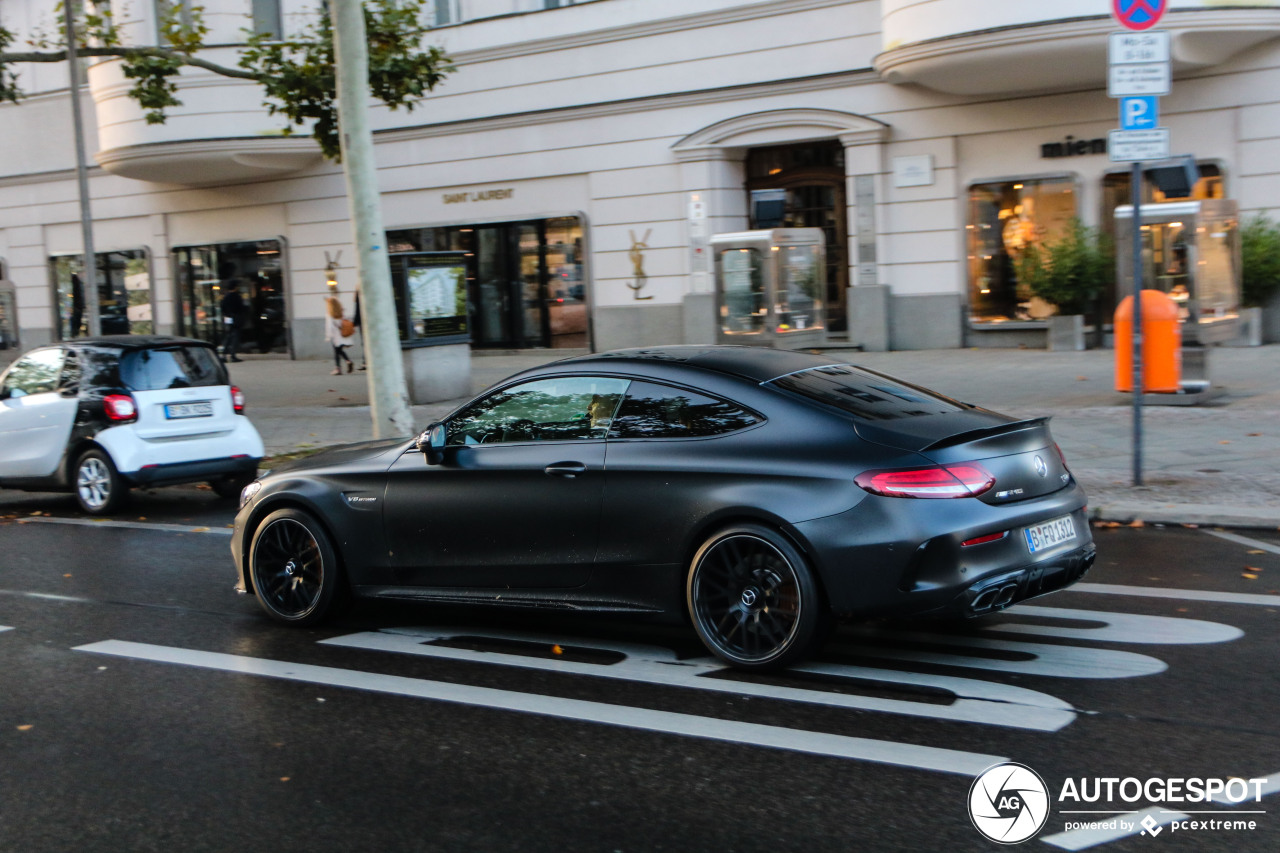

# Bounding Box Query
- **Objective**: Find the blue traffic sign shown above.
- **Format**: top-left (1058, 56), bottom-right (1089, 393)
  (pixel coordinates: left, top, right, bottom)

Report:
top-left (1120, 96), bottom-right (1159, 130)
top-left (1113, 0), bottom-right (1167, 32)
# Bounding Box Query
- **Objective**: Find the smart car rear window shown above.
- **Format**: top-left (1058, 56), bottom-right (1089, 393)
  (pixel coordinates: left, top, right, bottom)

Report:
top-left (768, 365), bottom-right (967, 421)
top-left (119, 346), bottom-right (224, 391)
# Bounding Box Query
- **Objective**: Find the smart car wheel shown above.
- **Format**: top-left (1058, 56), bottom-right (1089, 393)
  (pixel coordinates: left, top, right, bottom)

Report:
top-left (210, 472), bottom-right (256, 500)
top-left (249, 508), bottom-right (341, 625)
top-left (74, 449), bottom-right (127, 515)
top-left (687, 524), bottom-right (823, 670)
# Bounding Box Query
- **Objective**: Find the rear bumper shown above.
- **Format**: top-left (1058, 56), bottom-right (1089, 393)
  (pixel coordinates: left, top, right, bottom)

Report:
top-left (125, 455), bottom-right (260, 488)
top-left (793, 482), bottom-right (1095, 618)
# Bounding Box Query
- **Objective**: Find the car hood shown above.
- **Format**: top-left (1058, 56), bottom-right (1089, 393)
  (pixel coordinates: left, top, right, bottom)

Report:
top-left (267, 437), bottom-right (411, 476)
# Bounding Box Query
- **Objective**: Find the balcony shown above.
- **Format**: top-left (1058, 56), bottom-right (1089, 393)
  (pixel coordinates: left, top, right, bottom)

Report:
top-left (875, 0), bottom-right (1280, 96)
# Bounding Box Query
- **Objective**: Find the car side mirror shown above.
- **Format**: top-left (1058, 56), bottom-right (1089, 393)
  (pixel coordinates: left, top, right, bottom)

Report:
top-left (416, 421), bottom-right (447, 465)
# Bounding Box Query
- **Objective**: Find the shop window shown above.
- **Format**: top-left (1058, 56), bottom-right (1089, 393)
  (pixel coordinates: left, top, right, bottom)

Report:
top-left (173, 240), bottom-right (287, 354)
top-left (387, 216), bottom-right (586, 350)
top-left (0, 261), bottom-right (18, 353)
top-left (51, 250), bottom-right (152, 339)
top-left (966, 177), bottom-right (1077, 325)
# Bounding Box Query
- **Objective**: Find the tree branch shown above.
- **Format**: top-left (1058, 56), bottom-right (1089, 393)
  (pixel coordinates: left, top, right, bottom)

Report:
top-left (0, 46), bottom-right (263, 81)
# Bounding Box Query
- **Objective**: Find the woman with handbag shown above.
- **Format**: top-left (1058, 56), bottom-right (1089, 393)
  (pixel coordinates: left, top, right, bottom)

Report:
top-left (324, 293), bottom-right (356, 374)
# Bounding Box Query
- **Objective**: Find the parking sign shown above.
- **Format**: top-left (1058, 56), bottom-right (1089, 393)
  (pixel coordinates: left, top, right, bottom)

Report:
top-left (1120, 96), bottom-right (1159, 130)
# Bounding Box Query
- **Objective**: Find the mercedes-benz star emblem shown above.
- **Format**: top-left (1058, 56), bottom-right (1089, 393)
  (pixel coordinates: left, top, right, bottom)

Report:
top-left (740, 588), bottom-right (758, 607)
top-left (1033, 455), bottom-right (1048, 478)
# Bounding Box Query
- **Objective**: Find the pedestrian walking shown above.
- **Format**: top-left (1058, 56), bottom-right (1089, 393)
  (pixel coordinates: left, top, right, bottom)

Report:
top-left (218, 269), bottom-right (247, 362)
top-left (324, 292), bottom-right (355, 375)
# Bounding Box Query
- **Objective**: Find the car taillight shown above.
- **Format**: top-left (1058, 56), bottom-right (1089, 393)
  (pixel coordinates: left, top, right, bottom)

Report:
top-left (231, 385), bottom-right (245, 415)
top-left (103, 394), bottom-right (137, 423)
top-left (855, 463), bottom-right (996, 499)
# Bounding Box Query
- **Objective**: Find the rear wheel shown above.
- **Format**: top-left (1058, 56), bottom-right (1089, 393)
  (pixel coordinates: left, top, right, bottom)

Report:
top-left (74, 449), bottom-right (127, 515)
top-left (249, 508), bottom-right (341, 625)
top-left (687, 523), bottom-right (824, 670)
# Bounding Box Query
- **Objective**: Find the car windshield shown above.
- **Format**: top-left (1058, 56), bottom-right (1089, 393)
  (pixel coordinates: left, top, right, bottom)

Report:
top-left (119, 346), bottom-right (225, 391)
top-left (767, 364), bottom-right (968, 421)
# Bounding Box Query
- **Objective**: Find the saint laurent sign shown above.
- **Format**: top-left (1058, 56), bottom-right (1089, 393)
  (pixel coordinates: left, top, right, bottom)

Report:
top-left (443, 187), bottom-right (515, 204)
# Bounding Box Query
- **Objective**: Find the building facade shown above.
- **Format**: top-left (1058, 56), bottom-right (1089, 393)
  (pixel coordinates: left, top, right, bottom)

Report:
top-left (2, 0), bottom-right (1278, 363)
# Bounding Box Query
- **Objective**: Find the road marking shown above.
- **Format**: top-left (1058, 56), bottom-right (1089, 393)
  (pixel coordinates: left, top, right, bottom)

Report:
top-left (324, 627), bottom-right (1076, 731)
top-left (0, 590), bottom-right (95, 604)
top-left (991, 606), bottom-right (1243, 645)
top-left (0, 626), bottom-right (11, 633)
top-left (15, 517), bottom-right (232, 536)
top-left (1042, 771), bottom-right (1280, 850)
top-left (1072, 582), bottom-right (1280, 607)
top-left (73, 639), bottom-right (1005, 776)
top-left (1204, 529), bottom-right (1280, 555)
top-left (835, 630), bottom-right (1167, 679)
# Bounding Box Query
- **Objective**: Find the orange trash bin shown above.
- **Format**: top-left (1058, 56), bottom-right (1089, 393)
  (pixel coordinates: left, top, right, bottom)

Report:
top-left (1115, 289), bottom-right (1181, 393)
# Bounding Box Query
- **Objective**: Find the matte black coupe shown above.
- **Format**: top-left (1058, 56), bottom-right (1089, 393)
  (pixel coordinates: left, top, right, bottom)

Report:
top-left (231, 346), bottom-right (1095, 670)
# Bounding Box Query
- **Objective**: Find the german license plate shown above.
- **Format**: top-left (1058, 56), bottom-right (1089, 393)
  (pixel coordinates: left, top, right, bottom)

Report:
top-left (1023, 515), bottom-right (1077, 554)
top-left (164, 401), bottom-right (213, 419)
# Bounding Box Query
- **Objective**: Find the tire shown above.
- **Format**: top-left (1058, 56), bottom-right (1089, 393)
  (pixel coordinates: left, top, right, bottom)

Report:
top-left (248, 508), bottom-right (342, 626)
top-left (74, 448), bottom-right (128, 515)
top-left (210, 472), bottom-right (256, 501)
top-left (687, 523), bottom-right (824, 671)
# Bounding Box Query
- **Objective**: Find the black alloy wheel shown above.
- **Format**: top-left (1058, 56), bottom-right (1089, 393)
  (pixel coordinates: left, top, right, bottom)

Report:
top-left (248, 508), bottom-right (341, 625)
top-left (687, 524), bottom-right (823, 670)
top-left (74, 448), bottom-right (127, 515)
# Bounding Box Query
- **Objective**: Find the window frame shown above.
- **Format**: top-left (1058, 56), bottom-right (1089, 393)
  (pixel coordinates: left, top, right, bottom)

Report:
top-left (444, 374), bottom-right (631, 447)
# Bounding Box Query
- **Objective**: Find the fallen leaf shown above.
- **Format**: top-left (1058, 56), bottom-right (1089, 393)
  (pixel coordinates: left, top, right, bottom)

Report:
top-left (1219, 440), bottom-right (1232, 445)
top-left (1243, 573), bottom-right (1259, 580)
top-left (280, 777), bottom-right (291, 782)
top-left (1183, 523), bottom-right (1199, 529)
top-left (16, 724), bottom-right (33, 731)
top-left (1092, 521), bottom-right (1122, 528)
top-left (1128, 519), bottom-right (1145, 528)
top-left (1248, 550), bottom-right (1266, 555)
top-left (552, 645), bottom-right (564, 655)
top-left (63, 574), bottom-right (71, 578)
top-left (1245, 566), bottom-right (1264, 573)
top-left (1247, 432), bottom-right (1262, 437)
top-left (337, 396), bottom-right (348, 401)
top-left (1176, 608), bottom-right (1189, 612)
top-left (137, 517), bottom-right (146, 521)
top-left (1076, 376), bottom-right (1088, 381)
top-left (191, 527), bottom-right (210, 533)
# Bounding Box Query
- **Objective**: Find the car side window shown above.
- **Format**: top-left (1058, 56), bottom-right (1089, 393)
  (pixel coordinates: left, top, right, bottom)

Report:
top-left (1, 348), bottom-right (66, 398)
top-left (608, 381), bottom-right (761, 439)
top-left (446, 376), bottom-right (630, 446)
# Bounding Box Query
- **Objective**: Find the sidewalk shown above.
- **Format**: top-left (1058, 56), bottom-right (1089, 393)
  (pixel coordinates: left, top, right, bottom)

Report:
top-left (225, 345), bottom-right (1280, 529)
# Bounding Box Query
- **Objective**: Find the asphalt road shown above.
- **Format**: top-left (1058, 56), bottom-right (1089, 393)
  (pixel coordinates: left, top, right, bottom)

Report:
top-left (1, 486), bottom-right (1278, 852)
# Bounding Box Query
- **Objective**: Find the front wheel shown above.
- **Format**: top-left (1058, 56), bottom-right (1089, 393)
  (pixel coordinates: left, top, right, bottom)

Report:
top-left (248, 508), bottom-right (342, 625)
top-left (74, 449), bottom-right (127, 515)
top-left (687, 524), bottom-right (825, 670)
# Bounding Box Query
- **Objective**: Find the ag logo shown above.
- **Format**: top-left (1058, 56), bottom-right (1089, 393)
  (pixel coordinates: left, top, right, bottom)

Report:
top-left (968, 762), bottom-right (1051, 844)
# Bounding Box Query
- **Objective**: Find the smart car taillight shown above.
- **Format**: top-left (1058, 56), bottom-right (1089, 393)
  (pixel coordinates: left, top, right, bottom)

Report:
top-left (855, 464), bottom-right (996, 499)
top-left (103, 394), bottom-right (137, 423)
top-left (231, 385), bottom-right (245, 415)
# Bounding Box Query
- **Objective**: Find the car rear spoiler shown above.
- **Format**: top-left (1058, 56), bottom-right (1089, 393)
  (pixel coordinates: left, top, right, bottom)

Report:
top-left (921, 417), bottom-right (1051, 452)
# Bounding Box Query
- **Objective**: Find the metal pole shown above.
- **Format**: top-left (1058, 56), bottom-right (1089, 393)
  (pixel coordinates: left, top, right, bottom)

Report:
top-left (328, 0), bottom-right (414, 438)
top-left (65, 2), bottom-right (100, 337)
top-left (1131, 161), bottom-right (1144, 486)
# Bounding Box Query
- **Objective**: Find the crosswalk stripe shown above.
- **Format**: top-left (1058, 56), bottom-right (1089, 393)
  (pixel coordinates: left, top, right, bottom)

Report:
top-left (74, 639), bottom-right (1005, 776)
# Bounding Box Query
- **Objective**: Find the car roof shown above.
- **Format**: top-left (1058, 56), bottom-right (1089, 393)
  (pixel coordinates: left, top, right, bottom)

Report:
top-left (551, 345), bottom-right (845, 384)
top-left (65, 335), bottom-right (214, 351)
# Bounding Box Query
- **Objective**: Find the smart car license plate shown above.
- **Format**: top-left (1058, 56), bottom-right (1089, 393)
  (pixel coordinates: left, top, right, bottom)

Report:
top-left (1023, 515), bottom-right (1077, 554)
top-left (164, 401), bottom-right (213, 419)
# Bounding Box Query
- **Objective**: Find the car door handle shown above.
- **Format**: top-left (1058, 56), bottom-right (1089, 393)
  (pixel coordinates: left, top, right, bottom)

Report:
top-left (545, 461), bottom-right (587, 478)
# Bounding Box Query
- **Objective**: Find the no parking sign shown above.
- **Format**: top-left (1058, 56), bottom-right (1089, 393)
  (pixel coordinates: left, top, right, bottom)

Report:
top-left (1113, 0), bottom-right (1167, 31)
